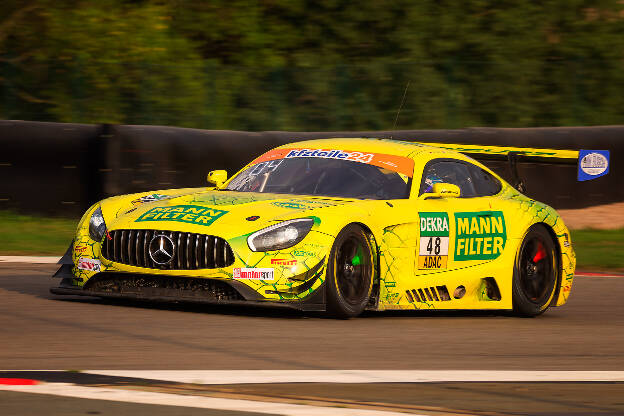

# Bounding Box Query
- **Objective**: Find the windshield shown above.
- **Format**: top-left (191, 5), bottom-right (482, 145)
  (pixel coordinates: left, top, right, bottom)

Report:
top-left (225, 148), bottom-right (413, 200)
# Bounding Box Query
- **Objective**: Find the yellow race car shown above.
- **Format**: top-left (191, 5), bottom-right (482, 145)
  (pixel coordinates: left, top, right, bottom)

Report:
top-left (52, 138), bottom-right (588, 318)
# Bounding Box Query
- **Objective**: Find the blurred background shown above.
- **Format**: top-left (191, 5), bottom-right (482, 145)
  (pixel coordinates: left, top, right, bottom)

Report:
top-left (1, 1), bottom-right (623, 270)
top-left (2, 0), bottom-right (624, 130)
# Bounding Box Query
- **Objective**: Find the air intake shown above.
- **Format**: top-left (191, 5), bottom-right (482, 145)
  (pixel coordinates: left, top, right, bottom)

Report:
top-left (405, 285), bottom-right (451, 303)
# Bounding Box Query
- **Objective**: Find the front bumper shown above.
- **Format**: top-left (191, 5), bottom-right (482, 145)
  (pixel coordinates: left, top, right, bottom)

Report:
top-left (49, 280), bottom-right (326, 312)
top-left (51, 241), bottom-right (327, 311)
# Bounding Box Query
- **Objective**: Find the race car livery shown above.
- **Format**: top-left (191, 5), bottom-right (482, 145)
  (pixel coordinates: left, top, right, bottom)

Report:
top-left (52, 138), bottom-right (590, 318)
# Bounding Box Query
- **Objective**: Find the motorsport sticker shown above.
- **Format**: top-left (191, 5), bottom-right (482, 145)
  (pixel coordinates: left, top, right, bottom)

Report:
top-left (132, 193), bottom-right (173, 205)
top-left (578, 150), bottom-right (610, 181)
top-left (418, 212), bottom-right (449, 269)
top-left (136, 205), bottom-right (228, 227)
top-left (233, 268), bottom-right (275, 280)
top-left (455, 211), bottom-right (506, 261)
top-left (77, 257), bottom-right (101, 272)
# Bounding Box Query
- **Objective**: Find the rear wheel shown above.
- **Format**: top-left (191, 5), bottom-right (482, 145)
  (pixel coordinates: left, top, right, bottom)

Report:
top-left (512, 224), bottom-right (558, 317)
top-left (326, 225), bottom-right (374, 318)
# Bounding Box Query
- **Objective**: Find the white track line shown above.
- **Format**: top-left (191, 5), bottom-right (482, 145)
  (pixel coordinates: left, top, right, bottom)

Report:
top-left (0, 256), bottom-right (59, 264)
top-left (0, 383), bottom-right (417, 416)
top-left (80, 370), bottom-right (624, 384)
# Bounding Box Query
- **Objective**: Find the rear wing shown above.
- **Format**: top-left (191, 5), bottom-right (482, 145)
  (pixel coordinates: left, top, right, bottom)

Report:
top-left (417, 142), bottom-right (610, 192)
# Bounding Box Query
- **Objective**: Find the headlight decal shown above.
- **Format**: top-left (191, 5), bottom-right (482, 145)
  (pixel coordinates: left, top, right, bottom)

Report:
top-left (88, 206), bottom-right (107, 241)
top-left (247, 218), bottom-right (314, 252)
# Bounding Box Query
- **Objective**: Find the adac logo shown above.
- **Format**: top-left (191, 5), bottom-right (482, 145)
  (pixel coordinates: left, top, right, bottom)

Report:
top-left (271, 258), bottom-right (297, 266)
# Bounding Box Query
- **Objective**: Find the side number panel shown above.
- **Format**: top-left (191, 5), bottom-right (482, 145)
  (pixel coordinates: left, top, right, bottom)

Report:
top-left (418, 212), bottom-right (450, 270)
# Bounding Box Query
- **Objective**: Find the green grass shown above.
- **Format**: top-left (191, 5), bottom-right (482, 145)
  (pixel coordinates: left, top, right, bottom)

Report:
top-left (0, 210), bottom-right (622, 272)
top-left (0, 211), bottom-right (77, 256)
top-left (570, 228), bottom-right (624, 272)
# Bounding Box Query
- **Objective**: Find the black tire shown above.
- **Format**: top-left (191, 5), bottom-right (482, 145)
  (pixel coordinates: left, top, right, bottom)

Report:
top-left (512, 224), bottom-right (559, 317)
top-left (326, 224), bottom-right (374, 318)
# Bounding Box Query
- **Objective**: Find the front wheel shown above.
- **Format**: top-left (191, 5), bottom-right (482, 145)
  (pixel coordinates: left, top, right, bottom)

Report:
top-left (512, 224), bottom-right (559, 317)
top-left (326, 224), bottom-right (374, 318)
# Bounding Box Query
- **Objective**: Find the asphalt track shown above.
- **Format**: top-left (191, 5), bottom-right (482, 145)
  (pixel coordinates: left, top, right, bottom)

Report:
top-left (1, 263), bottom-right (624, 415)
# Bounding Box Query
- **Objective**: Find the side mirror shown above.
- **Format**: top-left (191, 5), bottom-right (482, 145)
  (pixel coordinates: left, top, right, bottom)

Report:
top-left (207, 170), bottom-right (228, 187)
top-left (420, 183), bottom-right (461, 200)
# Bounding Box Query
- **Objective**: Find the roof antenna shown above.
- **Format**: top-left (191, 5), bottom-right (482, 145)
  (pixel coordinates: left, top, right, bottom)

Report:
top-left (391, 81), bottom-right (411, 138)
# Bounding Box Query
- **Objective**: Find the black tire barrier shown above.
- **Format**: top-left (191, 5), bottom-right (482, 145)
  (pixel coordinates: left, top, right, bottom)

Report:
top-left (1, 121), bottom-right (622, 215)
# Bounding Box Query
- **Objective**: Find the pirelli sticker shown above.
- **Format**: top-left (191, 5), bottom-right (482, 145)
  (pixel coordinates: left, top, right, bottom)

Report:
top-left (455, 211), bottom-right (506, 261)
top-left (418, 212), bottom-right (449, 269)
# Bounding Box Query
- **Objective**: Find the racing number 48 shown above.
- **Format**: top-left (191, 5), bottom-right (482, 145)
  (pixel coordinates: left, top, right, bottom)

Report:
top-left (425, 237), bottom-right (442, 255)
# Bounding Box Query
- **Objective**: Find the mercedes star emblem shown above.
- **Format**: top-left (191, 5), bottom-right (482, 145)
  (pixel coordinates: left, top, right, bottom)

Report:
top-left (149, 234), bottom-right (175, 265)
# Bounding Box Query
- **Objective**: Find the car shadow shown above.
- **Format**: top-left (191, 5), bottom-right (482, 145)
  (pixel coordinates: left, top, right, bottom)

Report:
top-left (52, 295), bottom-right (518, 320)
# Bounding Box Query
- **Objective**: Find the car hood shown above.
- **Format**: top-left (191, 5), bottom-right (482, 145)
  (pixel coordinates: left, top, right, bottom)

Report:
top-left (101, 189), bottom-right (356, 239)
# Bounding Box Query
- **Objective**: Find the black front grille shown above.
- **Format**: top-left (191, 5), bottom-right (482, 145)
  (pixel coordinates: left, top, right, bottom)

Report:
top-left (101, 229), bottom-right (235, 270)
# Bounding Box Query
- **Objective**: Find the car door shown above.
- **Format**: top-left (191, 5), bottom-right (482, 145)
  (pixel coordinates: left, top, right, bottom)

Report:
top-left (414, 158), bottom-right (504, 275)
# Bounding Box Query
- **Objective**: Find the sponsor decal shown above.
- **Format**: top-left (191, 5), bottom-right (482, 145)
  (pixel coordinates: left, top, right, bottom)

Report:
top-left (455, 211), bottom-right (506, 261)
top-left (418, 212), bottom-right (449, 269)
top-left (233, 267), bottom-right (275, 280)
top-left (77, 257), bottom-right (101, 272)
top-left (292, 250), bottom-right (315, 257)
top-left (74, 245), bottom-right (88, 254)
top-left (136, 205), bottom-right (228, 227)
top-left (252, 148), bottom-right (414, 177)
top-left (272, 201), bottom-right (310, 210)
top-left (132, 193), bottom-right (173, 205)
top-left (271, 258), bottom-right (297, 266)
top-left (286, 148), bottom-right (375, 163)
top-left (246, 216), bottom-right (260, 221)
top-left (578, 150), bottom-right (610, 181)
top-left (273, 199), bottom-right (336, 210)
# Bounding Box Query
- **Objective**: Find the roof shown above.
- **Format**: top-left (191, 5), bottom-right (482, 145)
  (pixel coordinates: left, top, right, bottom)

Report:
top-left (277, 137), bottom-right (456, 159)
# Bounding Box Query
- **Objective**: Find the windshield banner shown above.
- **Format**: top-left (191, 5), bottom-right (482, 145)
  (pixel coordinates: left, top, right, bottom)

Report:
top-left (252, 148), bottom-right (414, 177)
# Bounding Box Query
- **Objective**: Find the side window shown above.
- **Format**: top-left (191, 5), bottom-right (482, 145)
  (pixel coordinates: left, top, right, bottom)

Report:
top-left (419, 160), bottom-right (476, 198)
top-left (467, 164), bottom-right (502, 196)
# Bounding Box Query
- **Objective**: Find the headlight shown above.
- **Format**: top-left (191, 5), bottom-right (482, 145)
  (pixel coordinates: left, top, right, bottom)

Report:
top-left (88, 206), bottom-right (107, 241)
top-left (247, 219), bottom-right (314, 252)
